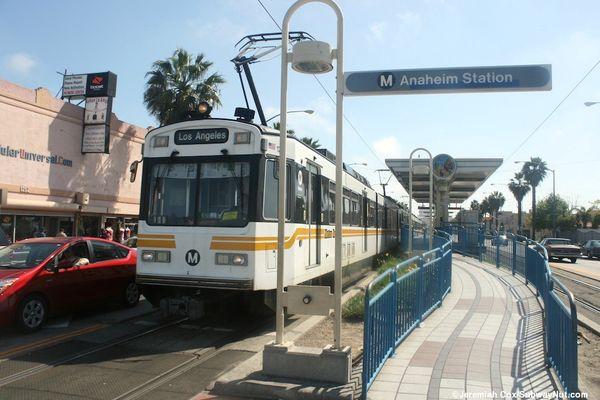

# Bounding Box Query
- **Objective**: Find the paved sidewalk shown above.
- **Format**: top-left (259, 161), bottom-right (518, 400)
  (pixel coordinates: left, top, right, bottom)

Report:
top-left (367, 254), bottom-right (560, 400)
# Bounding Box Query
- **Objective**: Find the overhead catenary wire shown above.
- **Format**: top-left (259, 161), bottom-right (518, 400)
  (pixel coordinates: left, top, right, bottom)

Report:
top-left (504, 58), bottom-right (600, 161)
top-left (255, 0), bottom-right (389, 170)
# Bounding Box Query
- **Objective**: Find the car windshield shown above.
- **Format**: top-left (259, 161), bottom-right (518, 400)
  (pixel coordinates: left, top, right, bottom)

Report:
top-left (0, 242), bottom-right (62, 269)
top-left (147, 161), bottom-right (250, 227)
top-left (545, 239), bottom-right (571, 245)
top-left (590, 240), bottom-right (600, 247)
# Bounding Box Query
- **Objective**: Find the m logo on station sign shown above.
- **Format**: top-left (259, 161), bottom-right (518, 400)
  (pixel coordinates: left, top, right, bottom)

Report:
top-left (344, 64), bottom-right (552, 96)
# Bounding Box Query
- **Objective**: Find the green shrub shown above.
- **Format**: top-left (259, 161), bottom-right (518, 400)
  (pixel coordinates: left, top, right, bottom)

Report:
top-left (342, 293), bottom-right (365, 321)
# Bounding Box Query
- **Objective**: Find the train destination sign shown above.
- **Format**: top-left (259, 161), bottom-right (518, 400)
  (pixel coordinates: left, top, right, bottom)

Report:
top-left (174, 128), bottom-right (229, 145)
top-left (343, 64), bottom-right (551, 96)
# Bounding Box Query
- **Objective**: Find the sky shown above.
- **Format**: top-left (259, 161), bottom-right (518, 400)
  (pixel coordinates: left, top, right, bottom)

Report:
top-left (1, 0), bottom-right (599, 214)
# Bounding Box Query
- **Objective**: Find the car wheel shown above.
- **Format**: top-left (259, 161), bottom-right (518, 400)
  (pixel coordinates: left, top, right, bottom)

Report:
top-left (122, 281), bottom-right (140, 308)
top-left (17, 295), bottom-right (47, 333)
top-left (570, 258), bottom-right (577, 264)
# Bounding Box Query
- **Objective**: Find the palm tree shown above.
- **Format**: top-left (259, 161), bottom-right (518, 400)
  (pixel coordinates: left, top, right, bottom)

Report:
top-left (470, 200), bottom-right (480, 211)
top-left (144, 49), bottom-right (225, 126)
top-left (487, 191), bottom-right (506, 230)
top-left (300, 137), bottom-right (321, 149)
top-left (521, 157), bottom-right (548, 240)
top-left (271, 122), bottom-right (295, 136)
top-left (508, 172), bottom-right (530, 234)
top-left (480, 198), bottom-right (491, 230)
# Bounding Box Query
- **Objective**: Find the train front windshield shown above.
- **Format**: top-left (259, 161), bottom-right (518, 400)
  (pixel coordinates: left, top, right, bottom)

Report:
top-left (147, 161), bottom-right (250, 227)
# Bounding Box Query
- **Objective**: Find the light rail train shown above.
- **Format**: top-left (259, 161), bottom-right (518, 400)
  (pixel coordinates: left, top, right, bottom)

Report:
top-left (134, 112), bottom-right (411, 313)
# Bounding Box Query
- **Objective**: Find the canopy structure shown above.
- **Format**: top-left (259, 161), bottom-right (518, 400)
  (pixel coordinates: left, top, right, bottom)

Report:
top-left (386, 156), bottom-right (503, 225)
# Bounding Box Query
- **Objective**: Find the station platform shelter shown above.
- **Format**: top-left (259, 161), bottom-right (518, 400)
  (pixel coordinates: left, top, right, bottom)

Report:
top-left (385, 155), bottom-right (503, 226)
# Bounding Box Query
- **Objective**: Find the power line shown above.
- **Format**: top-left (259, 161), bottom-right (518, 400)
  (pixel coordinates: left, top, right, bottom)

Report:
top-left (504, 58), bottom-right (600, 161)
top-left (255, 0), bottom-right (388, 170)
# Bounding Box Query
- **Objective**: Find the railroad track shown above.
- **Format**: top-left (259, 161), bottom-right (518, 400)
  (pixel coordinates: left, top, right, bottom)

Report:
top-left (0, 317), bottom-right (189, 388)
top-left (552, 272), bottom-right (600, 315)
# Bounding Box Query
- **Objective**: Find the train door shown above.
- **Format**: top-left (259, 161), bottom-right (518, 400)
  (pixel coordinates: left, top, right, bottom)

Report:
top-left (307, 162), bottom-right (321, 266)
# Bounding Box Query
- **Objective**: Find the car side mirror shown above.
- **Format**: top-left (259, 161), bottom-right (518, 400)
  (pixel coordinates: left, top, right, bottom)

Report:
top-left (130, 160), bottom-right (139, 183)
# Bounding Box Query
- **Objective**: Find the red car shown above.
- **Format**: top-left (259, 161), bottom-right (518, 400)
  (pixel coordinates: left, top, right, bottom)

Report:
top-left (0, 237), bottom-right (139, 332)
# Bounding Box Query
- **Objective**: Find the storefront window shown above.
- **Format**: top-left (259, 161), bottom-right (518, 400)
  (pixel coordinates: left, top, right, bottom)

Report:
top-left (0, 215), bottom-right (14, 243)
top-left (15, 215), bottom-right (44, 241)
top-left (79, 215), bottom-right (101, 237)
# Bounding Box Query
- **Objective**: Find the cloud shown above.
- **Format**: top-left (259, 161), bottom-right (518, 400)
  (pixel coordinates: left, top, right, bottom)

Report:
top-left (367, 11), bottom-right (422, 43)
top-left (373, 136), bottom-right (401, 159)
top-left (4, 53), bottom-right (36, 75)
top-left (186, 17), bottom-right (246, 45)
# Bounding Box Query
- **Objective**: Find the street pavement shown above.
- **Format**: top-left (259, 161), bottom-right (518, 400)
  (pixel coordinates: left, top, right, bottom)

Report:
top-left (550, 257), bottom-right (600, 281)
top-left (367, 254), bottom-right (559, 400)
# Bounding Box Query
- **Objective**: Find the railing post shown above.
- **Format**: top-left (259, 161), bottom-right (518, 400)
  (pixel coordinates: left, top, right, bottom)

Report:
top-left (495, 235), bottom-right (500, 268)
top-left (437, 248), bottom-right (443, 306)
top-left (362, 285), bottom-right (370, 396)
top-left (512, 236), bottom-right (516, 276)
top-left (417, 256), bottom-right (424, 324)
top-left (390, 269), bottom-right (398, 354)
top-left (524, 239), bottom-right (529, 286)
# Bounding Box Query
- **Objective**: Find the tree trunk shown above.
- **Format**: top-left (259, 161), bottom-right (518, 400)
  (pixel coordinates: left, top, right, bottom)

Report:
top-left (517, 201), bottom-right (522, 234)
top-left (531, 187), bottom-right (536, 241)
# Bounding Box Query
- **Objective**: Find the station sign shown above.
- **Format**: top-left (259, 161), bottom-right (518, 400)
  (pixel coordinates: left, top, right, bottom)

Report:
top-left (174, 128), bottom-right (229, 145)
top-left (62, 74), bottom-right (87, 98)
top-left (343, 64), bottom-right (551, 96)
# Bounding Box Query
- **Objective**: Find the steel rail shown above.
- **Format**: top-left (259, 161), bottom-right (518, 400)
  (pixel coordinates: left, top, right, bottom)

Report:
top-left (0, 317), bottom-right (189, 388)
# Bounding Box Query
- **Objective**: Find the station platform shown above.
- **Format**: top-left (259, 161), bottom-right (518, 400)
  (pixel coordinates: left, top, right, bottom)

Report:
top-left (367, 254), bottom-right (560, 400)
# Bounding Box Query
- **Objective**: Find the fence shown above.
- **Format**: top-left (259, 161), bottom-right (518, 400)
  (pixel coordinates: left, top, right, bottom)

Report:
top-left (362, 227), bottom-right (452, 397)
top-left (442, 226), bottom-right (579, 395)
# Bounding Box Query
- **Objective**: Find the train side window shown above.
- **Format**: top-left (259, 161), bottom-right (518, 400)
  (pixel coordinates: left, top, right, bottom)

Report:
top-left (329, 182), bottom-right (336, 224)
top-left (343, 189), bottom-right (351, 225)
top-left (321, 178), bottom-right (329, 225)
top-left (368, 201), bottom-right (375, 227)
top-left (295, 166), bottom-right (308, 223)
top-left (351, 194), bottom-right (359, 226)
top-left (263, 160), bottom-right (291, 220)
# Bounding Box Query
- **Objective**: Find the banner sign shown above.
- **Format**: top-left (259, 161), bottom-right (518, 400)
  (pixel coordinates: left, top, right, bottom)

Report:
top-left (62, 74), bottom-right (87, 98)
top-left (344, 64), bottom-right (552, 96)
top-left (174, 128), bottom-right (229, 145)
top-left (85, 72), bottom-right (117, 98)
top-left (82, 124), bottom-right (110, 154)
top-left (62, 72), bottom-right (117, 99)
top-left (84, 97), bottom-right (111, 125)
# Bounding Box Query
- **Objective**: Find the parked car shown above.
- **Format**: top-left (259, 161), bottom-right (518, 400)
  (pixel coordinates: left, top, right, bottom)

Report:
top-left (582, 240), bottom-right (600, 259)
top-left (539, 238), bottom-right (581, 263)
top-left (0, 237), bottom-right (139, 332)
top-left (491, 235), bottom-right (509, 246)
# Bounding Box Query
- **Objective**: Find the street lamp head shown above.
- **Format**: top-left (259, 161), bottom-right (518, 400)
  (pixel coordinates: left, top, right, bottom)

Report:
top-left (305, 109), bottom-right (315, 114)
top-left (292, 41), bottom-right (333, 74)
top-left (584, 101), bottom-right (599, 107)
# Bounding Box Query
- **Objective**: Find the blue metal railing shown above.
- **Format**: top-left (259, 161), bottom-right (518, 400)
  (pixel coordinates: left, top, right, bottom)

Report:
top-left (362, 228), bottom-right (452, 397)
top-left (460, 230), bottom-right (579, 395)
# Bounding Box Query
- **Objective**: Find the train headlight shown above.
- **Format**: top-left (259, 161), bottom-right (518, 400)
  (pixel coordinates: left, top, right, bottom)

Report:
top-left (141, 250), bottom-right (171, 263)
top-left (215, 254), bottom-right (230, 265)
top-left (231, 254), bottom-right (247, 266)
top-left (152, 136), bottom-right (169, 148)
top-left (234, 131), bottom-right (251, 144)
top-left (215, 253), bottom-right (248, 266)
top-left (155, 251), bottom-right (171, 263)
top-left (141, 250), bottom-right (155, 262)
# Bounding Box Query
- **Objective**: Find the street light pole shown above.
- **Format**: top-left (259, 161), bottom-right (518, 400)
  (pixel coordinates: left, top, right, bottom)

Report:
top-left (266, 109), bottom-right (314, 123)
top-left (277, 0), bottom-right (343, 348)
top-left (409, 148), bottom-right (433, 253)
top-left (549, 168), bottom-right (556, 236)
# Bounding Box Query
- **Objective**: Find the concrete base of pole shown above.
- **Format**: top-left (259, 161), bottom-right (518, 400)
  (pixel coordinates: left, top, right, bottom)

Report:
top-left (263, 343), bottom-right (352, 384)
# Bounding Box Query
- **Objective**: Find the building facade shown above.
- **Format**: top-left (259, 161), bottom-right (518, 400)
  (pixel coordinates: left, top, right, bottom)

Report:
top-left (0, 79), bottom-right (146, 242)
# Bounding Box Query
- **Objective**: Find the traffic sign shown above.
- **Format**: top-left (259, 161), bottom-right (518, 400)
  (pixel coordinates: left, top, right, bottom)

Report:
top-left (343, 64), bottom-right (551, 96)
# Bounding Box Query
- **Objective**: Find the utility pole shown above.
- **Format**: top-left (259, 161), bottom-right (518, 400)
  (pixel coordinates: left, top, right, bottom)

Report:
top-left (375, 168), bottom-right (392, 197)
